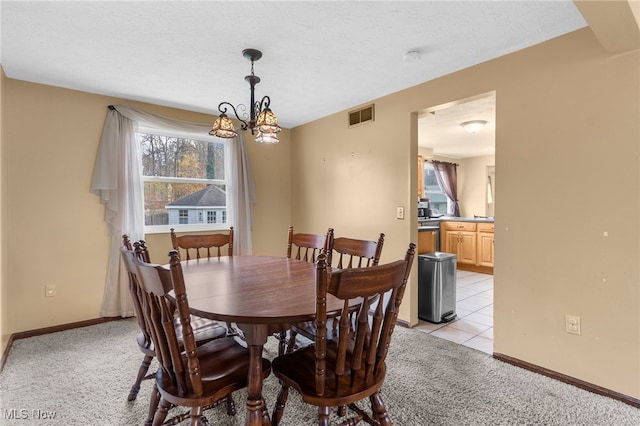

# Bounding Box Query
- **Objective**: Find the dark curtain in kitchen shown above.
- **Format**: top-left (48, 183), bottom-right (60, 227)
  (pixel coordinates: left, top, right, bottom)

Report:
top-left (432, 160), bottom-right (460, 217)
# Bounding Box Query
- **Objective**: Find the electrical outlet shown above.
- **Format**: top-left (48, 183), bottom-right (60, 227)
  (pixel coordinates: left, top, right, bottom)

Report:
top-left (565, 315), bottom-right (581, 335)
top-left (396, 206), bottom-right (405, 220)
top-left (45, 284), bottom-right (57, 297)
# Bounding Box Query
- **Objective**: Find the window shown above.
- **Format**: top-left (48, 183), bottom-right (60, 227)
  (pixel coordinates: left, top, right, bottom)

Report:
top-left (423, 162), bottom-right (450, 215)
top-left (179, 209), bottom-right (188, 224)
top-left (138, 131), bottom-right (230, 233)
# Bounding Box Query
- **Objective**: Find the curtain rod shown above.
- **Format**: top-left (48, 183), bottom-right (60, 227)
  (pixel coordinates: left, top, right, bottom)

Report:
top-left (426, 159), bottom-right (459, 166)
top-left (108, 105), bottom-right (115, 110)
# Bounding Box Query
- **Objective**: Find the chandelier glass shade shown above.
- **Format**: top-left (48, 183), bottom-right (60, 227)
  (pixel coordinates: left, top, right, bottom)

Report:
top-left (209, 49), bottom-right (281, 143)
top-left (254, 131), bottom-right (279, 144)
top-left (255, 107), bottom-right (280, 134)
top-left (210, 113), bottom-right (237, 138)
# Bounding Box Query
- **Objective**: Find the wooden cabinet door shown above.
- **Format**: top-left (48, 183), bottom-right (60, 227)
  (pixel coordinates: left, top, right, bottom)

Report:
top-left (458, 231), bottom-right (477, 264)
top-left (477, 232), bottom-right (494, 267)
top-left (443, 231), bottom-right (475, 264)
top-left (444, 231), bottom-right (459, 255)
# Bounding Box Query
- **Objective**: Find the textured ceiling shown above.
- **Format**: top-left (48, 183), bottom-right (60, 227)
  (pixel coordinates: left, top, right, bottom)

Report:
top-left (1, 1), bottom-right (586, 156)
top-left (419, 93), bottom-right (497, 159)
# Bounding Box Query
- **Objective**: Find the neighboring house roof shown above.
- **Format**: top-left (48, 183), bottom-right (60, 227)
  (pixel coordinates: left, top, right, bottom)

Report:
top-left (167, 185), bottom-right (226, 207)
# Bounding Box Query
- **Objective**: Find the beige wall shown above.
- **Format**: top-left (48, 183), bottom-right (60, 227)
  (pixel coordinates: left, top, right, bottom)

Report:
top-left (459, 155), bottom-right (495, 217)
top-left (2, 80), bottom-right (291, 333)
top-left (0, 66), bottom-right (7, 356)
top-left (291, 27), bottom-right (640, 398)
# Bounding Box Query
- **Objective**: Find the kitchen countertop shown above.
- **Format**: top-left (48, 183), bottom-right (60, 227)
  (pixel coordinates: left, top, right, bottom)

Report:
top-left (418, 216), bottom-right (494, 231)
top-left (418, 225), bottom-right (440, 231)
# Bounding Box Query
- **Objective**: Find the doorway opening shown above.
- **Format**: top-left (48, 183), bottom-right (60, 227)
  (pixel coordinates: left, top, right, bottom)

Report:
top-left (415, 91), bottom-right (496, 353)
top-left (418, 92), bottom-right (496, 217)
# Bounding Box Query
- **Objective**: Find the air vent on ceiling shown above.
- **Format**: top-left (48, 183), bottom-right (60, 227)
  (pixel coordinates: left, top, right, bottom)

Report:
top-left (348, 104), bottom-right (375, 127)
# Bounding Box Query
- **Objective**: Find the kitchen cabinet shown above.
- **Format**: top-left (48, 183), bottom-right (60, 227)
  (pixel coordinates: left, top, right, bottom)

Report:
top-left (440, 220), bottom-right (494, 274)
top-left (442, 222), bottom-right (477, 265)
top-left (477, 222), bottom-right (495, 267)
top-left (417, 229), bottom-right (437, 254)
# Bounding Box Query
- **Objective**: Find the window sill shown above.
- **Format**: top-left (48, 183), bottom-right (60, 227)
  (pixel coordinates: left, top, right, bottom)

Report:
top-left (144, 224), bottom-right (232, 234)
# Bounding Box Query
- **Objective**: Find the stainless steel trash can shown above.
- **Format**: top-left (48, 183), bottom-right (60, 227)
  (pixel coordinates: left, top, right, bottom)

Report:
top-left (418, 252), bottom-right (457, 323)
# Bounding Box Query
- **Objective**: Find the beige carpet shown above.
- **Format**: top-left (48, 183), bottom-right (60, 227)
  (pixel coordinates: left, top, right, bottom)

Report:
top-left (1, 319), bottom-right (638, 425)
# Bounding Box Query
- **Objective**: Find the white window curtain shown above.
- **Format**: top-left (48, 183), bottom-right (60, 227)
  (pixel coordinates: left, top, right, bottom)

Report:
top-left (91, 105), bottom-right (255, 317)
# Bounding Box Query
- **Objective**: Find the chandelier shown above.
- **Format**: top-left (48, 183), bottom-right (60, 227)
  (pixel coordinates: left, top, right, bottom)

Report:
top-left (209, 48), bottom-right (282, 144)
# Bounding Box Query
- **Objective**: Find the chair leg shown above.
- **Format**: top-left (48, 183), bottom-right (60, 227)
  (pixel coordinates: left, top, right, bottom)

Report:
top-left (152, 397), bottom-right (171, 426)
top-left (285, 330), bottom-right (297, 354)
top-left (338, 405), bottom-right (347, 416)
top-left (225, 321), bottom-right (241, 338)
top-left (370, 392), bottom-right (391, 426)
top-left (318, 406), bottom-right (330, 426)
top-left (129, 354), bottom-right (153, 401)
top-left (272, 384), bottom-right (289, 426)
top-left (190, 406), bottom-right (203, 426)
top-left (275, 331), bottom-right (286, 355)
top-left (145, 383), bottom-right (161, 426)
top-left (261, 397), bottom-right (270, 424)
top-left (225, 394), bottom-right (236, 416)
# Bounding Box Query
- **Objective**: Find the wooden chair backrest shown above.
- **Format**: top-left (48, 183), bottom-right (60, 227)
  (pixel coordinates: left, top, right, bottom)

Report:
top-left (170, 227), bottom-right (234, 260)
top-left (133, 240), bottom-right (151, 263)
top-left (133, 250), bottom-right (203, 397)
top-left (313, 243), bottom-right (415, 396)
top-left (286, 226), bottom-right (334, 264)
top-left (331, 233), bottom-right (385, 269)
top-left (121, 235), bottom-right (152, 345)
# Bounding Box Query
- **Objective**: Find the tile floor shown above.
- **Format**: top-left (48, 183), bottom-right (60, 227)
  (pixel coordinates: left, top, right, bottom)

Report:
top-left (414, 270), bottom-right (494, 354)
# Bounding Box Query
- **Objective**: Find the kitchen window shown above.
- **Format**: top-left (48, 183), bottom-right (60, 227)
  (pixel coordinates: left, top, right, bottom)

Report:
top-left (423, 162), bottom-right (450, 215)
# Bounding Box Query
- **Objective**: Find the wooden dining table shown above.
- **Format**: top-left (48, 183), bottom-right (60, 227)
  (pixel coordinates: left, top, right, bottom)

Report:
top-left (177, 255), bottom-right (347, 426)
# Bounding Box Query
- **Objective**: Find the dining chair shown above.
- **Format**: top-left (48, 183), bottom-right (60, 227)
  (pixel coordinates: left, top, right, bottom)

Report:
top-left (133, 249), bottom-right (272, 426)
top-left (120, 236), bottom-right (227, 403)
top-left (271, 243), bottom-right (415, 426)
top-left (121, 235), bottom-right (156, 402)
top-left (170, 227), bottom-right (240, 337)
top-left (170, 227), bottom-right (234, 260)
top-left (331, 233), bottom-right (385, 269)
top-left (286, 225), bottom-right (334, 264)
top-left (286, 233), bottom-right (385, 354)
top-left (277, 226), bottom-right (335, 355)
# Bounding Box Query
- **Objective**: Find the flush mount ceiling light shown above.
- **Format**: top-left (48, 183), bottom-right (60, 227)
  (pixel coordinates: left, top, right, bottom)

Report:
top-left (460, 120), bottom-right (488, 134)
top-left (209, 48), bottom-right (282, 143)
